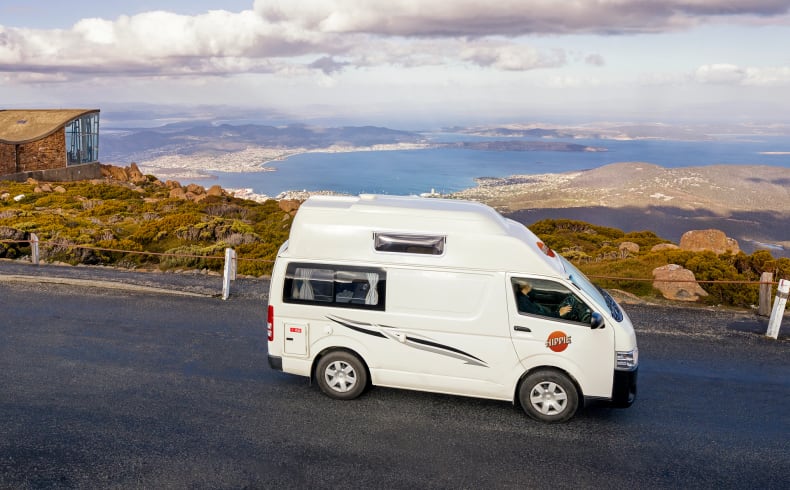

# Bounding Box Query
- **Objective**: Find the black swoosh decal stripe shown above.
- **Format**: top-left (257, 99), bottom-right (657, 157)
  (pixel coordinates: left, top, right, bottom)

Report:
top-left (328, 316), bottom-right (387, 338)
top-left (327, 315), bottom-right (488, 367)
top-left (406, 336), bottom-right (486, 365)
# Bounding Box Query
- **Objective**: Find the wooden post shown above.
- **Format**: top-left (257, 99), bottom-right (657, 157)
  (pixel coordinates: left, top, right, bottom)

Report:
top-left (31, 233), bottom-right (39, 265)
top-left (758, 271), bottom-right (774, 316)
top-left (766, 279), bottom-right (789, 340)
top-left (222, 248), bottom-right (237, 300)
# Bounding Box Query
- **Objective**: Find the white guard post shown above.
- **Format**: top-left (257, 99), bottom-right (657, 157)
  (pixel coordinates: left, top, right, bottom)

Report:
top-left (766, 279), bottom-right (789, 339)
top-left (222, 248), bottom-right (237, 300)
top-left (31, 233), bottom-right (40, 265)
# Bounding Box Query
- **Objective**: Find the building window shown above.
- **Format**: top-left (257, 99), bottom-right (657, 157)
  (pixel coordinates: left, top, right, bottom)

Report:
top-left (283, 262), bottom-right (386, 310)
top-left (66, 113), bottom-right (99, 165)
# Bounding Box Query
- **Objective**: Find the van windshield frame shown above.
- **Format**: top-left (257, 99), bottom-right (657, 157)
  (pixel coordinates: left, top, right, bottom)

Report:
top-left (559, 256), bottom-right (622, 322)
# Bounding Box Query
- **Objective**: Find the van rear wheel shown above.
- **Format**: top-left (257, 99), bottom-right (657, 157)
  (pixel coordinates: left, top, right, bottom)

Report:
top-left (519, 370), bottom-right (579, 423)
top-left (316, 351), bottom-right (367, 400)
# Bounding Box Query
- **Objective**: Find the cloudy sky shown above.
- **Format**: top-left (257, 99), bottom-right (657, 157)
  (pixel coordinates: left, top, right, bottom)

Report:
top-left (2, 0), bottom-right (790, 127)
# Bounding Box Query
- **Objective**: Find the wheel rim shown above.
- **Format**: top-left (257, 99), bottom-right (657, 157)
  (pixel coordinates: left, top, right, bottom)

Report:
top-left (529, 381), bottom-right (568, 415)
top-left (324, 360), bottom-right (358, 393)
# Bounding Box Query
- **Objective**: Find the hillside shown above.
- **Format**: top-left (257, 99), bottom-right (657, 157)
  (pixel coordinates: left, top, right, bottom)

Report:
top-left (453, 162), bottom-right (790, 256)
top-left (2, 164), bottom-right (788, 308)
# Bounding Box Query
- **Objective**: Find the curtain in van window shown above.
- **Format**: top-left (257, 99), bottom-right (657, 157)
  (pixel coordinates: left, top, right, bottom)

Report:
top-left (365, 272), bottom-right (379, 305)
top-left (295, 267), bottom-right (315, 300)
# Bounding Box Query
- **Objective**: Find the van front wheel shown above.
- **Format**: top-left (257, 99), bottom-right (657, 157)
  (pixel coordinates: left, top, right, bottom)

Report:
top-left (316, 351), bottom-right (368, 400)
top-left (519, 370), bottom-right (579, 423)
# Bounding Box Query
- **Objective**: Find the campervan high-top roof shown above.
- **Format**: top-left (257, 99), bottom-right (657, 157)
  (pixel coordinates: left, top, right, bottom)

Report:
top-left (283, 194), bottom-right (566, 275)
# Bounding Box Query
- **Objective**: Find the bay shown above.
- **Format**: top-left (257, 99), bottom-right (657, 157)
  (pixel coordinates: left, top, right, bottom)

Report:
top-left (190, 136), bottom-right (790, 197)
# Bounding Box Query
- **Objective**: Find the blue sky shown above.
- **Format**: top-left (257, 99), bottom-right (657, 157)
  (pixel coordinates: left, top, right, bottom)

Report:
top-left (2, 0), bottom-right (790, 127)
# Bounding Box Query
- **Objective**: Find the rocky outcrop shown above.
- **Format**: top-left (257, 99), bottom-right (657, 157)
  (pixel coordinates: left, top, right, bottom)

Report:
top-left (99, 162), bottom-right (148, 184)
top-left (619, 241), bottom-right (640, 257)
top-left (0, 226), bottom-right (26, 241)
top-left (101, 164), bottom-right (129, 181)
top-left (651, 243), bottom-right (679, 252)
top-left (679, 229), bottom-right (740, 254)
top-left (278, 199), bottom-right (302, 215)
top-left (652, 264), bottom-right (709, 301)
top-left (207, 185), bottom-right (224, 197)
top-left (169, 187), bottom-right (187, 200)
top-left (127, 163), bottom-right (147, 184)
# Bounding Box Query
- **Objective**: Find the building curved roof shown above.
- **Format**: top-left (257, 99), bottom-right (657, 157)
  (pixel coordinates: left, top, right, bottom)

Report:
top-left (0, 109), bottom-right (99, 144)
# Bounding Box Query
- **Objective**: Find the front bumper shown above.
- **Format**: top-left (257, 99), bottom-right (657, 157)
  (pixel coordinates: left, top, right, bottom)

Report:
top-left (611, 367), bottom-right (638, 408)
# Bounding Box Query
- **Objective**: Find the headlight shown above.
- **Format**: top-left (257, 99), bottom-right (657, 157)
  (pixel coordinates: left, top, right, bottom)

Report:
top-left (616, 348), bottom-right (638, 370)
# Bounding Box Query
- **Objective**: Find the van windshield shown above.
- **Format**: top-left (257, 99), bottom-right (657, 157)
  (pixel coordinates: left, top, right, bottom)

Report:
top-left (559, 256), bottom-right (623, 322)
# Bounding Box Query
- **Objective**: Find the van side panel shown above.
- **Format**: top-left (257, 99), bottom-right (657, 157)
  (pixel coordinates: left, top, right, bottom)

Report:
top-left (362, 268), bottom-right (520, 399)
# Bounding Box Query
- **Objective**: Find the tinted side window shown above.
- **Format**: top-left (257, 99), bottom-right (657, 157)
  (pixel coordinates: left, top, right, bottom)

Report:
top-left (512, 277), bottom-right (591, 324)
top-left (283, 263), bottom-right (386, 310)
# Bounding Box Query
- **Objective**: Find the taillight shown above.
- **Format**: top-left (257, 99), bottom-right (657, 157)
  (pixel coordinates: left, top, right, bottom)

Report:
top-left (267, 305), bottom-right (274, 341)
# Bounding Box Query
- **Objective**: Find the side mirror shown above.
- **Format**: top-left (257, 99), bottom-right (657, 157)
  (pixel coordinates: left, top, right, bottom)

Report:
top-left (590, 312), bottom-right (605, 330)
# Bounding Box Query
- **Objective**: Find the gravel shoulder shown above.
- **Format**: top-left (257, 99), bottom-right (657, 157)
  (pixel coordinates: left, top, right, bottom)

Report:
top-left (0, 259), bottom-right (270, 300)
top-left (2, 259), bottom-right (787, 342)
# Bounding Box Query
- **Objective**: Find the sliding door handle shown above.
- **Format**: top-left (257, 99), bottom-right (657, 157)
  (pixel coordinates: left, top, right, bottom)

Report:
top-left (514, 325), bottom-right (531, 333)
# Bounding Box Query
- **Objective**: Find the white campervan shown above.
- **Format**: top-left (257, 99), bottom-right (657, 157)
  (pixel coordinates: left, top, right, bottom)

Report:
top-left (266, 195), bottom-right (638, 422)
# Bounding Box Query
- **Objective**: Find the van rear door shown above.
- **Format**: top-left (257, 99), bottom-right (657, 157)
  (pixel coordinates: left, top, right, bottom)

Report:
top-left (507, 275), bottom-right (615, 399)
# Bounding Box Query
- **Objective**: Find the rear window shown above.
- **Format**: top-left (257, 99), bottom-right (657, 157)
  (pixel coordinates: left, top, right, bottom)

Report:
top-left (374, 233), bottom-right (445, 255)
top-left (283, 262), bottom-right (386, 310)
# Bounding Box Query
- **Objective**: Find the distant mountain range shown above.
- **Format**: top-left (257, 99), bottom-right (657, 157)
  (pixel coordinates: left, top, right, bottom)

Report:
top-left (100, 121), bottom-right (614, 164)
top-left (101, 123), bottom-right (425, 162)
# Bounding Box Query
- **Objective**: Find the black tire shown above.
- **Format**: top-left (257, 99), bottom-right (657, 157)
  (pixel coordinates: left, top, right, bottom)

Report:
top-left (315, 351), bottom-right (368, 400)
top-left (519, 370), bottom-right (579, 423)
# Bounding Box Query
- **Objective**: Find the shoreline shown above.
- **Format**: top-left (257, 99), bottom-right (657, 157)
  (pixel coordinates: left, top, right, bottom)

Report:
top-left (137, 142), bottom-right (432, 181)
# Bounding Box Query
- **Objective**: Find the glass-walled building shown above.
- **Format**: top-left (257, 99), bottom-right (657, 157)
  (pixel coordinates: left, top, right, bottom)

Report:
top-left (66, 112), bottom-right (100, 165)
top-left (0, 109), bottom-right (100, 177)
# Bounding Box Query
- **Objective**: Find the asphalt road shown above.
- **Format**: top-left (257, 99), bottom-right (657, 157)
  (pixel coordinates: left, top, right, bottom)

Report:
top-left (0, 273), bottom-right (788, 489)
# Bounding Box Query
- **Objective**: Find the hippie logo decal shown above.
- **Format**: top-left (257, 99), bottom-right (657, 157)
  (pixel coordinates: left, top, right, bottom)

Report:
top-left (546, 331), bottom-right (572, 352)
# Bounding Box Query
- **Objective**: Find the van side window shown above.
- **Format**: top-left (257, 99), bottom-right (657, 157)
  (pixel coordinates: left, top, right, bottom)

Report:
top-left (283, 263), bottom-right (386, 310)
top-left (512, 278), bottom-right (591, 324)
top-left (374, 233), bottom-right (445, 255)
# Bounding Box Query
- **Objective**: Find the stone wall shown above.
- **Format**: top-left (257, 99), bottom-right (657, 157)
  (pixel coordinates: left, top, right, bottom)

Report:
top-left (0, 144), bottom-right (15, 175)
top-left (0, 162), bottom-right (102, 183)
top-left (15, 130), bottom-right (67, 173)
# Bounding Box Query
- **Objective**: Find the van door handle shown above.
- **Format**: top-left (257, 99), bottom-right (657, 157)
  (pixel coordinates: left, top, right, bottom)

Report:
top-left (514, 326), bottom-right (531, 333)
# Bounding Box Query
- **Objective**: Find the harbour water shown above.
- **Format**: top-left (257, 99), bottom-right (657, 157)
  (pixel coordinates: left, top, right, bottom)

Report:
top-left (189, 135), bottom-right (790, 197)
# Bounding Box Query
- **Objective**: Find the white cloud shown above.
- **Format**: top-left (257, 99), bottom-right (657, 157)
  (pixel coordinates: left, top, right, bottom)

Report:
top-left (253, 0), bottom-right (790, 36)
top-left (742, 66), bottom-right (790, 86)
top-left (695, 63), bottom-right (790, 86)
top-left (695, 63), bottom-right (747, 84)
top-left (3, 0), bottom-right (790, 123)
top-left (460, 43), bottom-right (566, 71)
top-left (2, 0), bottom-right (787, 80)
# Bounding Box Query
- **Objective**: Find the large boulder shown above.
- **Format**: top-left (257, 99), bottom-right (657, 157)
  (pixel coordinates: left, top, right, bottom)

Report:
top-left (619, 241), bottom-right (640, 257)
top-left (679, 229), bottom-right (740, 254)
top-left (0, 226), bottom-right (26, 241)
top-left (101, 164), bottom-right (129, 182)
top-left (278, 199), bottom-right (302, 214)
top-left (652, 264), bottom-right (709, 301)
top-left (185, 183), bottom-right (205, 194)
top-left (128, 163), bottom-right (147, 184)
top-left (169, 187), bottom-right (187, 200)
top-left (207, 185), bottom-right (224, 197)
top-left (651, 243), bottom-right (679, 252)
